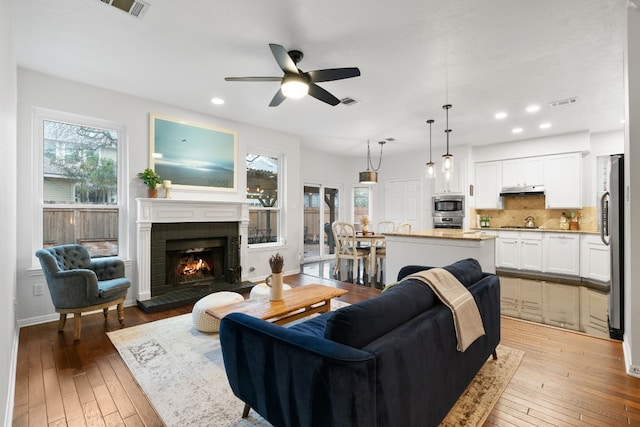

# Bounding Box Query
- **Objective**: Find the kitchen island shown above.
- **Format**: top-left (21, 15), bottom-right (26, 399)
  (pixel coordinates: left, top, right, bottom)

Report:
top-left (383, 229), bottom-right (498, 285)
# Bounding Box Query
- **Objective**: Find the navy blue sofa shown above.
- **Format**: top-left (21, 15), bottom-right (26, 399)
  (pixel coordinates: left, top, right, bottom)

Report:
top-left (219, 258), bottom-right (500, 427)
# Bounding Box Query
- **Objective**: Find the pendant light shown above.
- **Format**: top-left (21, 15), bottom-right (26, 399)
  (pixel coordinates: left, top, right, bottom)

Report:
top-left (425, 119), bottom-right (436, 179)
top-left (359, 140), bottom-right (386, 184)
top-left (442, 104), bottom-right (454, 180)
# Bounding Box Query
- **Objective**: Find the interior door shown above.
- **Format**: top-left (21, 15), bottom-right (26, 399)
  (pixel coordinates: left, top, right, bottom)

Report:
top-left (385, 179), bottom-right (421, 229)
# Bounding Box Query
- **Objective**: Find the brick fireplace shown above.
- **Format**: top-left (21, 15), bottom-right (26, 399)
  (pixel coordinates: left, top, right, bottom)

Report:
top-left (136, 198), bottom-right (251, 312)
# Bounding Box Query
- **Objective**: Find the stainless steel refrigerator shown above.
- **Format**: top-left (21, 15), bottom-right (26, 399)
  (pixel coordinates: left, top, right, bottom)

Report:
top-left (601, 154), bottom-right (624, 340)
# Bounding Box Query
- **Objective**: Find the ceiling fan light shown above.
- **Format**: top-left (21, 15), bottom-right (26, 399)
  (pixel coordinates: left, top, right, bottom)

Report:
top-left (359, 170), bottom-right (378, 184)
top-left (281, 77), bottom-right (309, 99)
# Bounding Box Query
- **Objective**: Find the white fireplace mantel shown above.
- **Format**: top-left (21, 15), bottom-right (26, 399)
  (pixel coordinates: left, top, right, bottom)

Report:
top-left (135, 198), bottom-right (250, 301)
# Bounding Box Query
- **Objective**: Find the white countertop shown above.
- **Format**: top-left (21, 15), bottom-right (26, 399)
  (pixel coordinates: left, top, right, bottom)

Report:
top-left (384, 229), bottom-right (498, 241)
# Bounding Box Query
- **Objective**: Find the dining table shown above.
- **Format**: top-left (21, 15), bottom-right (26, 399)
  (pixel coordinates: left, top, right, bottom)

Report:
top-left (355, 232), bottom-right (386, 285)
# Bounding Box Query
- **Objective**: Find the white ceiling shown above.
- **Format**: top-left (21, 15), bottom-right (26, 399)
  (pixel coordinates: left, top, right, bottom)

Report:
top-left (11, 0), bottom-right (627, 158)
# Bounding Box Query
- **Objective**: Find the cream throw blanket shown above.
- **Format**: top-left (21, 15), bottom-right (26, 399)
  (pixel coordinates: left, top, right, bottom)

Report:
top-left (408, 268), bottom-right (486, 351)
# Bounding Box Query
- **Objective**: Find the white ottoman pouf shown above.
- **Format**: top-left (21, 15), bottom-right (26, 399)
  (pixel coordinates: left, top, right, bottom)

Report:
top-left (249, 283), bottom-right (292, 299)
top-left (192, 291), bottom-right (244, 332)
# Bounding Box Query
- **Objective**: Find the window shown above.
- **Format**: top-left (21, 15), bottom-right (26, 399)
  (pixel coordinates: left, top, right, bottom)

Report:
top-left (353, 186), bottom-right (371, 225)
top-left (246, 152), bottom-right (281, 245)
top-left (39, 111), bottom-right (126, 258)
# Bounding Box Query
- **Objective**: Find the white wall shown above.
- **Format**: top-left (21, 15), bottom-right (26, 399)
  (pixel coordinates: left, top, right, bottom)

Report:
top-left (624, 5), bottom-right (640, 376)
top-left (0, 0), bottom-right (18, 423)
top-left (16, 69), bottom-right (302, 323)
top-left (582, 130), bottom-right (625, 207)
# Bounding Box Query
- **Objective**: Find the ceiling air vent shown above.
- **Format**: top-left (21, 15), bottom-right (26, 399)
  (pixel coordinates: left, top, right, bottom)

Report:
top-left (549, 97), bottom-right (578, 108)
top-left (340, 97), bottom-right (359, 106)
top-left (99, 0), bottom-right (150, 19)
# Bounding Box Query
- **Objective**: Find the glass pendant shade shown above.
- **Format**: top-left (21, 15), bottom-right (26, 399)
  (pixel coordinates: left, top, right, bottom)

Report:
top-left (442, 153), bottom-right (453, 172)
top-left (281, 77), bottom-right (309, 98)
top-left (441, 105), bottom-right (454, 181)
top-left (359, 170), bottom-right (378, 184)
top-left (425, 119), bottom-right (435, 179)
top-left (426, 161), bottom-right (436, 179)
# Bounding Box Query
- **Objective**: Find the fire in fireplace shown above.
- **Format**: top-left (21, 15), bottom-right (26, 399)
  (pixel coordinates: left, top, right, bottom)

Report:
top-left (180, 250), bottom-right (212, 282)
top-left (165, 238), bottom-right (226, 290)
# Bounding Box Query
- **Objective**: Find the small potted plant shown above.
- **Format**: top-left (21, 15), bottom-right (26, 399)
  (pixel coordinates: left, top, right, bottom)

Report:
top-left (360, 215), bottom-right (370, 234)
top-left (137, 168), bottom-right (162, 198)
top-left (266, 253), bottom-right (285, 301)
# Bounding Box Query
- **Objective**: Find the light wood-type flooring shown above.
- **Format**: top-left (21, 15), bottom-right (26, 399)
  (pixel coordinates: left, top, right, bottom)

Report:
top-left (12, 272), bottom-right (640, 426)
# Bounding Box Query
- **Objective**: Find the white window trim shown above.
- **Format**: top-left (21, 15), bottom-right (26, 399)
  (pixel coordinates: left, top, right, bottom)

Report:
top-left (32, 107), bottom-right (130, 266)
top-left (246, 149), bottom-right (284, 248)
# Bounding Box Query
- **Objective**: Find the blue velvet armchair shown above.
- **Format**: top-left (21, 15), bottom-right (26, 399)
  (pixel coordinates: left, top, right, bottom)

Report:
top-left (35, 244), bottom-right (131, 340)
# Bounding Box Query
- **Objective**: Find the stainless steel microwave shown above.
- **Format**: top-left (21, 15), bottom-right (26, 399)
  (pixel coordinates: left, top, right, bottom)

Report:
top-left (432, 195), bottom-right (465, 217)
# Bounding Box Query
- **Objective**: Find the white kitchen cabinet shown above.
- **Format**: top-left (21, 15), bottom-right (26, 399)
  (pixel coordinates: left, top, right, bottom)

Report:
top-left (475, 161), bottom-right (503, 209)
top-left (579, 286), bottom-right (609, 338)
top-left (501, 157), bottom-right (544, 188)
top-left (496, 231), bottom-right (543, 271)
top-left (580, 234), bottom-right (610, 282)
top-left (543, 281), bottom-right (580, 331)
top-left (496, 231), bottom-right (519, 269)
top-left (543, 232), bottom-right (580, 275)
top-left (544, 153), bottom-right (582, 209)
top-left (500, 276), bottom-right (543, 322)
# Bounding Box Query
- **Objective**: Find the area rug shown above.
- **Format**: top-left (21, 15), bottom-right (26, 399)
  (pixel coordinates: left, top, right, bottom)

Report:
top-left (108, 310), bottom-right (523, 427)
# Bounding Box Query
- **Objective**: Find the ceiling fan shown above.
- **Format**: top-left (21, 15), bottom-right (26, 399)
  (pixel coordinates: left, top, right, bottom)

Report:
top-left (225, 43), bottom-right (361, 107)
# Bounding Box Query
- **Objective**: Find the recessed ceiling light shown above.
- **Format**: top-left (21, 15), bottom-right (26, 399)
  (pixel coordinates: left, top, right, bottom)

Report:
top-left (495, 112), bottom-right (507, 119)
top-left (526, 105), bottom-right (540, 113)
top-left (539, 123), bottom-right (551, 129)
top-left (620, 119), bottom-right (626, 124)
top-left (211, 97), bottom-right (225, 105)
top-left (512, 127), bottom-right (523, 134)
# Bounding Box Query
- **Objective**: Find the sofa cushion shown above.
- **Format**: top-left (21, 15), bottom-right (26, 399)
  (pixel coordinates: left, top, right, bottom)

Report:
top-left (324, 258), bottom-right (483, 349)
top-left (288, 311), bottom-right (333, 337)
top-left (324, 280), bottom-right (437, 349)
top-left (397, 258), bottom-right (483, 288)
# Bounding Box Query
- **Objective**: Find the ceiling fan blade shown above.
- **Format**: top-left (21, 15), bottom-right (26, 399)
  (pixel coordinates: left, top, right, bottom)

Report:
top-left (308, 83), bottom-right (341, 106)
top-left (307, 67), bottom-right (361, 83)
top-left (225, 77), bottom-right (282, 82)
top-left (269, 43), bottom-right (299, 75)
top-left (269, 88), bottom-right (286, 107)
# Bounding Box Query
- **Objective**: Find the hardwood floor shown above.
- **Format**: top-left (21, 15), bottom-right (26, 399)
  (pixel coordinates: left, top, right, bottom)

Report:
top-left (13, 272), bottom-right (640, 426)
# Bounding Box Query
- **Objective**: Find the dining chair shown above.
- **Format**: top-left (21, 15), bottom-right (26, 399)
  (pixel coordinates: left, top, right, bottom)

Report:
top-left (374, 221), bottom-right (395, 282)
top-left (331, 221), bottom-right (369, 283)
top-left (396, 222), bottom-right (412, 233)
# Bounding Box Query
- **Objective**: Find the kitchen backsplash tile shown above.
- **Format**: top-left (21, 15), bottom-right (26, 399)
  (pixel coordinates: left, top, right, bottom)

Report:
top-left (472, 195), bottom-right (597, 232)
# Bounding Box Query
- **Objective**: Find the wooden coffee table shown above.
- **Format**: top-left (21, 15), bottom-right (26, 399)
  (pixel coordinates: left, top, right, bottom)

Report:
top-left (206, 284), bottom-right (348, 325)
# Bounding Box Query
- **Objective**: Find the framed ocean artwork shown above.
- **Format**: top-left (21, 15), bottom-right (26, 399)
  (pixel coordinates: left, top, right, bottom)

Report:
top-left (149, 114), bottom-right (237, 191)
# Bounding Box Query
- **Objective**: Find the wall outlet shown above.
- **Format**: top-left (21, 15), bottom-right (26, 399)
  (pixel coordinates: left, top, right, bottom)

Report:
top-left (33, 283), bottom-right (44, 296)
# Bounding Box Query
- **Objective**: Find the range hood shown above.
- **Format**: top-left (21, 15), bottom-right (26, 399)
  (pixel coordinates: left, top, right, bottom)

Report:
top-left (500, 185), bottom-right (545, 196)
